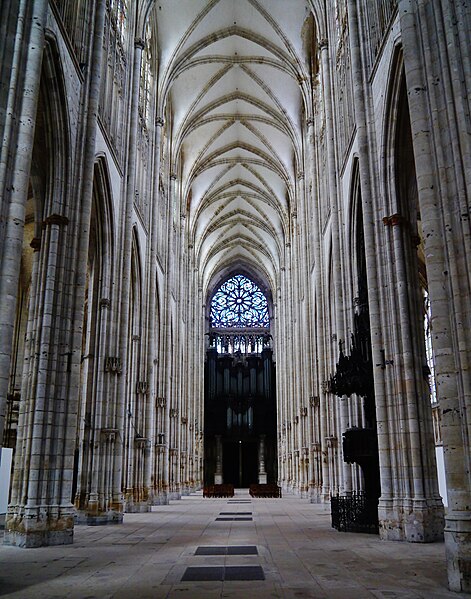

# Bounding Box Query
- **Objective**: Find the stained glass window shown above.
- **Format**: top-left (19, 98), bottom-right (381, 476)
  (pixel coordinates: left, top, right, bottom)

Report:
top-left (110, 0), bottom-right (127, 48)
top-left (424, 289), bottom-right (437, 404)
top-left (210, 275), bottom-right (269, 328)
top-left (139, 26), bottom-right (152, 127)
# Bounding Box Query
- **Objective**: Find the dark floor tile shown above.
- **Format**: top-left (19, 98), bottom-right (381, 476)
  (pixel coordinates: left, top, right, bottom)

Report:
top-left (194, 546), bottom-right (258, 556)
top-left (181, 566), bottom-right (224, 581)
top-left (181, 565), bottom-right (265, 582)
top-left (228, 546), bottom-right (258, 555)
top-left (195, 546), bottom-right (227, 555)
top-left (215, 517), bottom-right (253, 521)
top-left (224, 566), bottom-right (265, 580)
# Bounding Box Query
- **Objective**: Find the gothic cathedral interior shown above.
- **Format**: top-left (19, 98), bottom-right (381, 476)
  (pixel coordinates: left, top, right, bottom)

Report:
top-left (0, 0), bottom-right (470, 593)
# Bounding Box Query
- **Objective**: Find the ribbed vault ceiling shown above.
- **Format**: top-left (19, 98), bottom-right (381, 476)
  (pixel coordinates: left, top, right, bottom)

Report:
top-left (154, 0), bottom-right (314, 293)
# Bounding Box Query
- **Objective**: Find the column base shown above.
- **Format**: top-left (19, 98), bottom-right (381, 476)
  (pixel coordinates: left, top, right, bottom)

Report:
top-left (75, 509), bottom-right (123, 526)
top-left (379, 498), bottom-right (444, 542)
top-left (151, 491), bottom-right (169, 506)
top-left (445, 512), bottom-right (471, 593)
top-left (379, 504), bottom-right (404, 541)
top-left (309, 485), bottom-right (323, 503)
top-left (4, 505), bottom-right (74, 547)
top-left (404, 499), bottom-right (444, 542)
top-left (124, 501), bottom-right (150, 513)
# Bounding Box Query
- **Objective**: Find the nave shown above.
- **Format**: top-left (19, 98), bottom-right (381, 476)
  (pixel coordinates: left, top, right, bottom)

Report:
top-left (1, 0), bottom-right (471, 593)
top-left (0, 491), bottom-right (464, 599)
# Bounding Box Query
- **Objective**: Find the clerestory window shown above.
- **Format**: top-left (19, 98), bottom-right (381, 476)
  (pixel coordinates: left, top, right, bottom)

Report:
top-left (110, 0), bottom-right (128, 49)
top-left (423, 289), bottom-right (437, 405)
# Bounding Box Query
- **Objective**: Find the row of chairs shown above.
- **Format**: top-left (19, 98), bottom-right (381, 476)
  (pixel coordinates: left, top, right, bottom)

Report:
top-left (249, 483), bottom-right (282, 498)
top-left (203, 484), bottom-right (235, 497)
top-left (202, 483), bottom-right (282, 498)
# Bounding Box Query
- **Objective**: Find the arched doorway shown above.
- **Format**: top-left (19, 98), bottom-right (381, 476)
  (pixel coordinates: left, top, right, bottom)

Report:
top-left (204, 273), bottom-right (277, 488)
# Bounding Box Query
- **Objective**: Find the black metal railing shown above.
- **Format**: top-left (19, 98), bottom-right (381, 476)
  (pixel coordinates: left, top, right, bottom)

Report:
top-left (331, 492), bottom-right (379, 534)
top-left (207, 329), bottom-right (272, 355)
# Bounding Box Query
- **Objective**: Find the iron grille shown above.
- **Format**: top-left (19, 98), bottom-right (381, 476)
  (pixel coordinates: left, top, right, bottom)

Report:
top-left (331, 491), bottom-right (379, 534)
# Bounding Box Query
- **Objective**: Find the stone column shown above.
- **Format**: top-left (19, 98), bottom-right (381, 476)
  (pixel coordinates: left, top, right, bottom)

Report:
top-left (284, 242), bottom-right (297, 492)
top-left (398, 0), bottom-right (471, 589)
top-left (339, 396), bottom-right (352, 494)
top-left (388, 214), bottom-right (444, 540)
top-left (145, 112), bottom-right (163, 500)
top-left (0, 0), bottom-right (49, 445)
top-left (111, 36), bottom-right (145, 519)
top-left (319, 39), bottom-right (348, 501)
top-left (258, 434), bottom-right (267, 484)
top-left (5, 0), bottom-right (107, 547)
top-left (319, 40), bottom-right (346, 344)
top-left (345, 0), bottom-right (397, 535)
top-left (214, 435), bottom-right (223, 484)
top-left (306, 119), bottom-right (329, 502)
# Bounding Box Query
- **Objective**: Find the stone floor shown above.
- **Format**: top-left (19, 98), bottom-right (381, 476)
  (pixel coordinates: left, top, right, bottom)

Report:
top-left (0, 490), bottom-right (465, 598)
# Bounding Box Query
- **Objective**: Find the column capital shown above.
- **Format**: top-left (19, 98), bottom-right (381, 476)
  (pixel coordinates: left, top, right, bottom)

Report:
top-left (99, 298), bottom-right (111, 309)
top-left (383, 213), bottom-right (404, 227)
top-left (43, 213), bottom-right (69, 227)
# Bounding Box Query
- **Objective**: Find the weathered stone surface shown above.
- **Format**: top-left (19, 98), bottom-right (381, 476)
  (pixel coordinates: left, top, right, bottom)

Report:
top-left (1, 0), bottom-right (470, 592)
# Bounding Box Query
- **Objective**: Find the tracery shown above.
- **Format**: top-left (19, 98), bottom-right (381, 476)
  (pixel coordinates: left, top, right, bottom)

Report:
top-left (210, 274), bottom-right (269, 329)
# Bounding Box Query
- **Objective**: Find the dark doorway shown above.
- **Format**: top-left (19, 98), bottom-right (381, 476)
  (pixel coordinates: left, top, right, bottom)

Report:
top-left (223, 440), bottom-right (258, 487)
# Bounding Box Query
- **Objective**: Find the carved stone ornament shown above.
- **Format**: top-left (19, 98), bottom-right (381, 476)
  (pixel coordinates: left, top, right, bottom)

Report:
top-left (101, 428), bottom-right (118, 441)
top-left (321, 380), bottom-right (330, 394)
top-left (99, 298), bottom-right (111, 309)
top-left (136, 380), bottom-right (149, 394)
top-left (326, 436), bottom-right (338, 449)
top-left (156, 397), bottom-right (166, 408)
top-left (105, 356), bottom-right (122, 374)
top-left (383, 213), bottom-right (404, 227)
